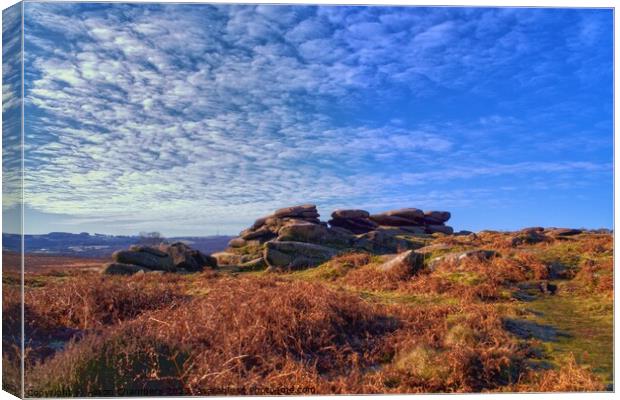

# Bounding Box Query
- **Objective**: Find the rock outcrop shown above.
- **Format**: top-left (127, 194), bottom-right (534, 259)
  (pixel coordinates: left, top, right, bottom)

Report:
top-left (328, 209), bottom-right (378, 234)
top-left (369, 208), bottom-right (453, 235)
top-left (102, 242), bottom-right (216, 275)
top-left (219, 204), bottom-right (456, 271)
top-left (235, 204), bottom-right (323, 245)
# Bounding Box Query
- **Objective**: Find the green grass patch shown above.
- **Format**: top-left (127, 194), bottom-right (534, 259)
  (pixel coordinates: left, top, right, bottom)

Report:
top-left (437, 271), bottom-right (483, 286)
top-left (521, 288), bottom-right (613, 386)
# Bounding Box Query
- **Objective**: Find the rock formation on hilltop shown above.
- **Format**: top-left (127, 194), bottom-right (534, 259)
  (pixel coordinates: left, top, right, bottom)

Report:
top-left (214, 204), bottom-right (454, 272)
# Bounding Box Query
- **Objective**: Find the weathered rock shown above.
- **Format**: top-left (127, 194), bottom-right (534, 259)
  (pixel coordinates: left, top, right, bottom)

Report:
top-left (331, 209), bottom-right (370, 219)
top-left (128, 245), bottom-right (168, 257)
top-left (277, 222), bottom-right (354, 246)
top-left (354, 230), bottom-right (416, 254)
top-left (241, 226), bottom-right (276, 241)
top-left (428, 249), bottom-right (498, 270)
top-left (263, 241), bottom-right (338, 270)
top-left (228, 238), bottom-right (247, 248)
top-left (398, 226), bottom-right (428, 235)
top-left (383, 208), bottom-right (424, 220)
top-left (508, 230), bottom-right (548, 246)
top-left (454, 230), bottom-right (473, 236)
top-left (328, 217), bottom-right (378, 234)
top-left (423, 211), bottom-right (451, 224)
top-left (369, 214), bottom-right (421, 227)
top-left (212, 251), bottom-right (243, 266)
top-left (273, 204), bottom-right (318, 218)
top-left (113, 249), bottom-right (175, 271)
top-left (375, 226), bottom-right (426, 236)
top-left (377, 250), bottom-right (424, 277)
top-left (426, 225), bottom-right (454, 235)
top-left (102, 262), bottom-right (151, 275)
top-left (251, 216), bottom-right (270, 230)
top-left (160, 242), bottom-right (217, 272)
top-left (521, 227), bottom-right (545, 234)
top-left (547, 228), bottom-right (582, 237)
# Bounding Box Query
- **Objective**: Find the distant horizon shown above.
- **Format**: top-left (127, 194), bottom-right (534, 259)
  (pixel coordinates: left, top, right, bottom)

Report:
top-left (2, 203), bottom-right (614, 238)
top-left (3, 4), bottom-right (613, 237)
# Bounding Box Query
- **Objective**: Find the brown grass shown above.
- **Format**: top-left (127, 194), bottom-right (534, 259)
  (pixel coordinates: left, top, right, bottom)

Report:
top-left (24, 272), bottom-right (188, 333)
top-left (23, 275), bottom-right (538, 395)
top-left (6, 231), bottom-right (612, 395)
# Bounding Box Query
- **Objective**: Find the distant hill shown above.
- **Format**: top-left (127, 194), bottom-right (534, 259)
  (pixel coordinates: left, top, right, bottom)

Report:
top-left (2, 232), bottom-right (234, 258)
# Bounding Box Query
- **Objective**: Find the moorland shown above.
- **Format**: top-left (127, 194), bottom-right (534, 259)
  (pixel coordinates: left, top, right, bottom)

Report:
top-left (2, 205), bottom-right (613, 395)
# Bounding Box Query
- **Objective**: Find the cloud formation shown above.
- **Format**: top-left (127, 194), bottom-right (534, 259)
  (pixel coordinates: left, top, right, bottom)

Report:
top-left (18, 4), bottom-right (613, 234)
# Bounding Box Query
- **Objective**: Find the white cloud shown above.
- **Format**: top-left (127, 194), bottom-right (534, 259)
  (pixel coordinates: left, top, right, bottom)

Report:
top-left (18, 4), bottom-right (612, 234)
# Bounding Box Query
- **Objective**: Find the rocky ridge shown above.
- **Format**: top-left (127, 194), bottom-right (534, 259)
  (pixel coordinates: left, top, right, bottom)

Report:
top-left (215, 204), bottom-right (454, 272)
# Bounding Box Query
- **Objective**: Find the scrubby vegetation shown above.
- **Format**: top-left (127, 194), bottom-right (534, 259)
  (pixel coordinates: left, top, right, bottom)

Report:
top-left (2, 231), bottom-right (612, 395)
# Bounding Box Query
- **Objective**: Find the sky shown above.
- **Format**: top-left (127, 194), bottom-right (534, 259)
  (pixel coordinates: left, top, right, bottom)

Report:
top-left (2, 2), bottom-right (613, 236)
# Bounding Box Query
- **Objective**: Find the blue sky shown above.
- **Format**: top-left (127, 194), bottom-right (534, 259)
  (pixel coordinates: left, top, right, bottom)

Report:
top-left (4, 3), bottom-right (613, 235)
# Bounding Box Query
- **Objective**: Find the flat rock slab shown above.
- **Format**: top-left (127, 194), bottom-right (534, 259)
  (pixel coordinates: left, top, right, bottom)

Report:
top-left (424, 210), bottom-right (451, 223)
top-left (274, 204), bottom-right (318, 218)
top-left (547, 228), bottom-right (583, 237)
top-left (328, 217), bottom-right (378, 234)
top-left (331, 209), bottom-right (370, 219)
top-left (369, 214), bottom-right (422, 227)
top-left (382, 208), bottom-right (424, 220)
top-left (426, 224), bottom-right (454, 235)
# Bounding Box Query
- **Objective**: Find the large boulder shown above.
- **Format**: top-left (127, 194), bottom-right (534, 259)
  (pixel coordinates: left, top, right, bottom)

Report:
top-left (112, 249), bottom-right (175, 271)
top-left (375, 226), bottom-right (427, 236)
top-left (328, 217), bottom-right (378, 234)
top-left (423, 211), bottom-right (451, 224)
top-left (426, 225), bottom-right (454, 235)
top-left (354, 230), bottom-right (416, 254)
top-left (128, 245), bottom-right (168, 257)
top-left (241, 226), bottom-right (277, 242)
top-left (102, 262), bottom-right (151, 275)
top-left (273, 204), bottom-right (319, 219)
top-left (263, 241), bottom-right (338, 270)
top-left (277, 222), bottom-right (354, 247)
top-left (331, 209), bottom-right (370, 219)
top-left (507, 230), bottom-right (548, 246)
top-left (159, 242), bottom-right (217, 272)
top-left (233, 205), bottom-right (323, 247)
top-left (383, 208), bottom-right (425, 220)
top-left (377, 250), bottom-right (424, 277)
top-left (546, 228), bottom-right (582, 237)
top-left (369, 214), bottom-right (420, 227)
